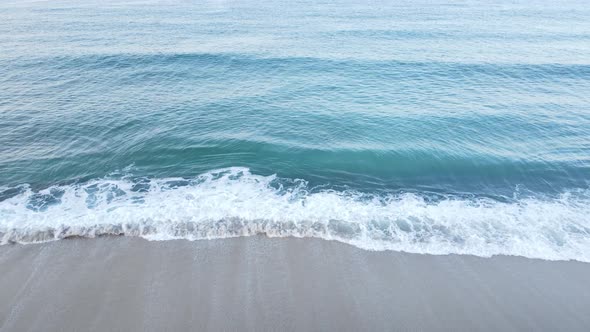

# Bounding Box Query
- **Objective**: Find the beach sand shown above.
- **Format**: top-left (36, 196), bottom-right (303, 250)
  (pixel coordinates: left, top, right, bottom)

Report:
top-left (1, 236), bottom-right (589, 331)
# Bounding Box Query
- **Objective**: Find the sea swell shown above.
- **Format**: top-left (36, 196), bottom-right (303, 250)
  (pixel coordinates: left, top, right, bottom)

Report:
top-left (1, 167), bottom-right (589, 262)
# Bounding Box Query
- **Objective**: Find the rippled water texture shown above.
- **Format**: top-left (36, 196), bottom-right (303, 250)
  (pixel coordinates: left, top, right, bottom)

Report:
top-left (1, 0), bottom-right (589, 260)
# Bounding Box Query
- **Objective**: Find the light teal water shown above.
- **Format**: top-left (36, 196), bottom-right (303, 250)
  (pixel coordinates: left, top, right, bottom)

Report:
top-left (1, 0), bottom-right (590, 261)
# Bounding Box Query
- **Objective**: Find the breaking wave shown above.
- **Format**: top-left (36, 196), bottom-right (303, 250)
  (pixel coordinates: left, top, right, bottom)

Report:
top-left (1, 167), bottom-right (589, 262)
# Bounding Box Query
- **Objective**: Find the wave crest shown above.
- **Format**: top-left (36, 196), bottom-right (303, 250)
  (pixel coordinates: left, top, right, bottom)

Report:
top-left (1, 167), bottom-right (589, 262)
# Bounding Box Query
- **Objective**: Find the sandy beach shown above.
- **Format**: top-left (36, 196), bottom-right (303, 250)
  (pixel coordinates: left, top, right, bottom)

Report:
top-left (1, 236), bottom-right (589, 331)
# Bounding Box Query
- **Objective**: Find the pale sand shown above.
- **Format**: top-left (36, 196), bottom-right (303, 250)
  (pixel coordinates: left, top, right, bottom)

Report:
top-left (1, 236), bottom-right (590, 331)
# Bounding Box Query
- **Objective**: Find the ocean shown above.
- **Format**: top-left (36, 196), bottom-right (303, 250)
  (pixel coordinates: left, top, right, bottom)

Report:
top-left (1, 0), bottom-right (589, 261)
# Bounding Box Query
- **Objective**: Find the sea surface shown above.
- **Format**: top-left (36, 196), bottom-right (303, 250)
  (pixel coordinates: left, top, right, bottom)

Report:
top-left (1, 0), bottom-right (589, 261)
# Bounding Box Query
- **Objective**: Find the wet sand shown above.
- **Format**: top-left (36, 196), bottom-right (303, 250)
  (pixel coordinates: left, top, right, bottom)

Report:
top-left (1, 236), bottom-right (589, 331)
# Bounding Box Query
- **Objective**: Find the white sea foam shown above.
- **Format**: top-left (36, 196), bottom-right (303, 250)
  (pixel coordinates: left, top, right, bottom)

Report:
top-left (1, 167), bottom-right (589, 262)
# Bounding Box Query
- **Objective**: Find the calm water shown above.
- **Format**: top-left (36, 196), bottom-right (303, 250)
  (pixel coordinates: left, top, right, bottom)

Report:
top-left (1, 0), bottom-right (590, 261)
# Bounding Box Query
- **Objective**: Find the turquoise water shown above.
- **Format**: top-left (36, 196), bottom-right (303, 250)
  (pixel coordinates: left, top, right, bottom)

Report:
top-left (1, 0), bottom-right (590, 261)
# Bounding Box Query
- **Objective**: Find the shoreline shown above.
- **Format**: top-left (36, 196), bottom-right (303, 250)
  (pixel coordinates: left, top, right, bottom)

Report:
top-left (1, 236), bottom-right (590, 331)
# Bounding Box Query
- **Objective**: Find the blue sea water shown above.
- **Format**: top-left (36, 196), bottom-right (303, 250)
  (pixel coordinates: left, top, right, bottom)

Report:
top-left (1, 0), bottom-right (589, 261)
